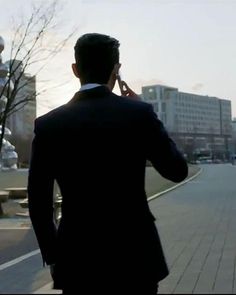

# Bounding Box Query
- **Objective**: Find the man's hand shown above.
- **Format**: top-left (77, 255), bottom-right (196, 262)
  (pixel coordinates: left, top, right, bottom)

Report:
top-left (119, 80), bottom-right (140, 100)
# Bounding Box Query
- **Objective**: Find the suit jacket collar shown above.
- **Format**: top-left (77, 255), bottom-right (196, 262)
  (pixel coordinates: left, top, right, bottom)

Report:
top-left (68, 85), bottom-right (112, 104)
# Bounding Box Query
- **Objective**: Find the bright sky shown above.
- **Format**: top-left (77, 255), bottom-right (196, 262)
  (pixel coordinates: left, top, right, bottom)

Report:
top-left (1, 0), bottom-right (236, 117)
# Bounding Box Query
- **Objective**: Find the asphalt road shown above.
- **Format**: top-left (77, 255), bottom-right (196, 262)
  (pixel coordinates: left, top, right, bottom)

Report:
top-left (0, 164), bottom-right (235, 293)
top-left (0, 228), bottom-right (37, 265)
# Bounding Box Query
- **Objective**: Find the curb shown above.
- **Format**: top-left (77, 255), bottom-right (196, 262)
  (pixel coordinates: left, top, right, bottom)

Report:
top-left (33, 282), bottom-right (61, 294)
top-left (147, 167), bottom-right (203, 202)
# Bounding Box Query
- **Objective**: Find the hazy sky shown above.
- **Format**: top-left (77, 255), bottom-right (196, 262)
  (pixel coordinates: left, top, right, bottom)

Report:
top-left (1, 0), bottom-right (236, 117)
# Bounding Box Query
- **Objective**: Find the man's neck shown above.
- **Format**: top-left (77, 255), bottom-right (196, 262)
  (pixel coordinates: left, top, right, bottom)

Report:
top-left (79, 83), bottom-right (102, 92)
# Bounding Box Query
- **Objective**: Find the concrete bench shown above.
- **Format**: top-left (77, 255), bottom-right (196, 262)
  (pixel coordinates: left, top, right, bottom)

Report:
top-left (4, 187), bottom-right (27, 199)
top-left (0, 191), bottom-right (9, 216)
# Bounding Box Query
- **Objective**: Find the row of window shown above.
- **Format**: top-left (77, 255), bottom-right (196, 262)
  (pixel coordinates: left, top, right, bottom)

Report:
top-left (176, 110), bottom-right (220, 118)
top-left (177, 122), bottom-right (220, 129)
top-left (176, 115), bottom-right (220, 122)
top-left (175, 103), bottom-right (219, 110)
top-left (177, 127), bottom-right (220, 133)
top-left (177, 96), bottom-right (218, 104)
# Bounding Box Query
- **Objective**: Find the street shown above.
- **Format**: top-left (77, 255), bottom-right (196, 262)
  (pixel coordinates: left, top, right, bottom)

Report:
top-left (0, 164), bottom-right (235, 293)
top-left (0, 227), bottom-right (37, 265)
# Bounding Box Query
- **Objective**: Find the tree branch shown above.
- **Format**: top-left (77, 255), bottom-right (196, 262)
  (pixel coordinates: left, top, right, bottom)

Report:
top-left (0, 0), bottom-right (76, 155)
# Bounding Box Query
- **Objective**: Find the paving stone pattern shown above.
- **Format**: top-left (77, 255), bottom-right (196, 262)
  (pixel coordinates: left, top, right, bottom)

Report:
top-left (149, 164), bottom-right (236, 294)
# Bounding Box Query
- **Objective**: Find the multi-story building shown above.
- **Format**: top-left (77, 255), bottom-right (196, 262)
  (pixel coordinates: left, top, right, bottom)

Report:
top-left (142, 85), bottom-right (232, 160)
top-left (6, 62), bottom-right (36, 166)
top-left (232, 119), bottom-right (236, 154)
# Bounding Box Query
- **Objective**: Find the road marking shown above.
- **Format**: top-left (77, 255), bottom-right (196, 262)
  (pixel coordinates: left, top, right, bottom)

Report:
top-left (0, 249), bottom-right (40, 271)
top-left (148, 168), bottom-right (203, 202)
top-left (0, 227), bottom-right (31, 230)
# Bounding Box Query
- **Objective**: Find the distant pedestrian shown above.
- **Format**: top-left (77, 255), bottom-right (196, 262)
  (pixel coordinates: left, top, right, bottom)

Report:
top-left (28, 33), bottom-right (188, 294)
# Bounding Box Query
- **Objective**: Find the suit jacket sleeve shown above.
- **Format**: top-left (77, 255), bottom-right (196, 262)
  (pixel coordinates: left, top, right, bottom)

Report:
top-left (28, 118), bottom-right (57, 265)
top-left (145, 104), bottom-right (188, 182)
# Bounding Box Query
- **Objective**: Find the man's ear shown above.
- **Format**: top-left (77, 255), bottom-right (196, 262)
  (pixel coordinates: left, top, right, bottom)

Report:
top-left (107, 63), bottom-right (121, 90)
top-left (113, 63), bottom-right (121, 77)
top-left (110, 63), bottom-right (121, 82)
top-left (72, 63), bottom-right (80, 78)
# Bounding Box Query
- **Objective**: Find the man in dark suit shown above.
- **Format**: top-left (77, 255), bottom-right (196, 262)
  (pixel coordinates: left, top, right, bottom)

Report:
top-left (28, 33), bottom-right (188, 294)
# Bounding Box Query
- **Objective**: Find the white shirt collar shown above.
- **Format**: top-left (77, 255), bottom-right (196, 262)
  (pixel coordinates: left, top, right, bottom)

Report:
top-left (79, 83), bottom-right (102, 92)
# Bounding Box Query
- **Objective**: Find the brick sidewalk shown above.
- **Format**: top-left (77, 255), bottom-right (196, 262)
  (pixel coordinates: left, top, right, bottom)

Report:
top-left (152, 164), bottom-right (236, 294)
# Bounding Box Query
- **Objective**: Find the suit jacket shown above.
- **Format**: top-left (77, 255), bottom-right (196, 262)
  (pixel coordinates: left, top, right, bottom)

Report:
top-left (28, 86), bottom-right (188, 291)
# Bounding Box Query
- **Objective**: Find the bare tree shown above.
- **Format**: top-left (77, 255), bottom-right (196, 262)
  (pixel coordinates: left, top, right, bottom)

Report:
top-left (0, 0), bottom-right (76, 154)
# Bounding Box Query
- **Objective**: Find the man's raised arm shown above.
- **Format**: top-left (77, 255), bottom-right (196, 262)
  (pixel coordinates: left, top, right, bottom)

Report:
top-left (145, 104), bottom-right (188, 183)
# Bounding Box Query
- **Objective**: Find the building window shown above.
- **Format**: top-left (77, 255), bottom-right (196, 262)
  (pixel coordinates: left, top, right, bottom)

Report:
top-left (152, 102), bottom-right (159, 113)
top-left (161, 102), bottom-right (166, 112)
top-left (161, 113), bottom-right (167, 124)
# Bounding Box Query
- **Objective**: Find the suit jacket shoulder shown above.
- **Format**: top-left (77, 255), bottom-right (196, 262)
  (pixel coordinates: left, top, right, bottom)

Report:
top-left (34, 104), bottom-right (69, 135)
top-left (35, 89), bottom-right (153, 135)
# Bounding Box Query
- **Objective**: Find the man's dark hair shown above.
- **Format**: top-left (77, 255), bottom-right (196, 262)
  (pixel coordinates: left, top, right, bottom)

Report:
top-left (74, 33), bottom-right (120, 84)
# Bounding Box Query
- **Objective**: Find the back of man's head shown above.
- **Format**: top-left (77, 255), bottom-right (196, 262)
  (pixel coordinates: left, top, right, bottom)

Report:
top-left (74, 33), bottom-right (120, 85)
